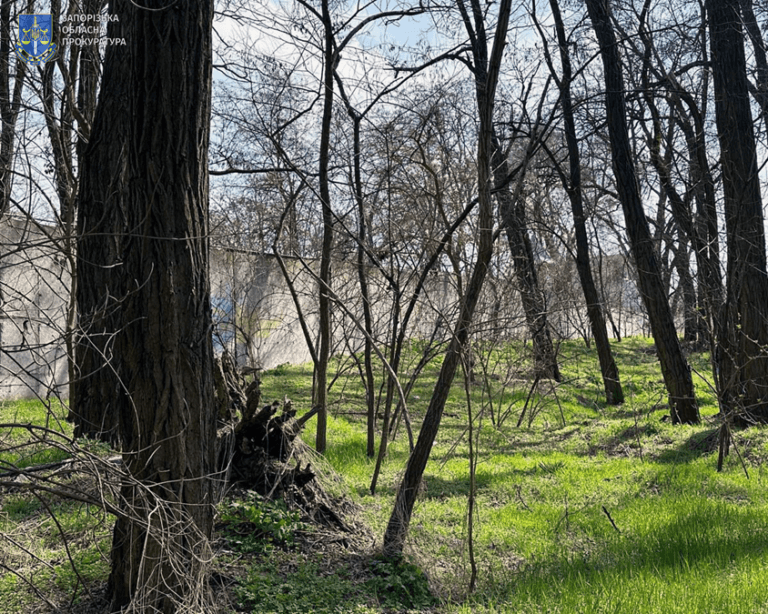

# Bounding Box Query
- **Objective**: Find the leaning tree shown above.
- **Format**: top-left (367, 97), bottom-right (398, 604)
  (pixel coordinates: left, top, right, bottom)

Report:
top-left (383, 0), bottom-right (514, 557)
top-left (585, 0), bottom-right (699, 424)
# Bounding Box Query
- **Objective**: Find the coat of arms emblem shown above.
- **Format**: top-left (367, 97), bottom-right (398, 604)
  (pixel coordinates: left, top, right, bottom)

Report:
top-left (15, 14), bottom-right (57, 65)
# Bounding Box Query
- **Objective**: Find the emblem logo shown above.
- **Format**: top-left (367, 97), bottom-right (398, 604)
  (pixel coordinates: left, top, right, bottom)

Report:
top-left (15, 14), bottom-right (57, 65)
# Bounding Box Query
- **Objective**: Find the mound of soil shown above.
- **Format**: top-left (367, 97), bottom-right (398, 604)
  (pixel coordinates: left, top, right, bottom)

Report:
top-left (215, 353), bottom-right (359, 534)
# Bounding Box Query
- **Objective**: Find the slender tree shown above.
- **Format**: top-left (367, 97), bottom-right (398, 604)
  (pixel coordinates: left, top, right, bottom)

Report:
top-left (383, 0), bottom-right (513, 557)
top-left (312, 0), bottom-right (335, 454)
top-left (585, 0), bottom-right (699, 424)
top-left (738, 0), bottom-right (768, 126)
top-left (74, 1), bottom-right (218, 610)
top-left (0, 0), bottom-right (29, 217)
top-left (539, 0), bottom-right (623, 404)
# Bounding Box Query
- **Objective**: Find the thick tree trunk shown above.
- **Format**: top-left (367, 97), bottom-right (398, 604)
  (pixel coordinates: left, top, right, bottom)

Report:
top-left (707, 0), bottom-right (768, 422)
top-left (75, 2), bottom-right (217, 612)
top-left (72, 6), bottom-right (132, 446)
top-left (549, 0), bottom-right (623, 404)
top-left (586, 0), bottom-right (699, 424)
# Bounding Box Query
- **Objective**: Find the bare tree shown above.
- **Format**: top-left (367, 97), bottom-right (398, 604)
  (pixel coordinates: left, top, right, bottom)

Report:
top-left (0, 0), bottom-right (29, 217)
top-left (383, 0), bottom-right (513, 557)
top-left (707, 0), bottom-right (768, 423)
top-left (535, 0), bottom-right (624, 404)
top-left (585, 0), bottom-right (699, 424)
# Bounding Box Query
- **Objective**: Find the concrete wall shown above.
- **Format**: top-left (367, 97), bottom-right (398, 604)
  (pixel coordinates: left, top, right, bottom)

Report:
top-left (1, 216), bottom-right (650, 401)
top-left (0, 217), bottom-right (70, 400)
top-left (208, 249), bottom-right (461, 370)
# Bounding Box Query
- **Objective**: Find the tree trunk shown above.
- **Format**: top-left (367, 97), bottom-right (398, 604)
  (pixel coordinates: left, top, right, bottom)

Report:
top-left (548, 0), bottom-right (623, 404)
top-left (0, 1), bottom-right (28, 217)
top-left (707, 0), bottom-right (768, 422)
top-left (72, 4), bottom-right (133, 445)
top-left (75, 2), bottom-right (218, 611)
top-left (738, 0), bottom-right (768, 125)
top-left (351, 116), bottom-right (376, 458)
top-left (656, 75), bottom-right (723, 352)
top-left (671, 238), bottom-right (700, 345)
top-left (586, 0), bottom-right (699, 424)
top-left (492, 139), bottom-right (561, 382)
top-left (382, 0), bottom-right (512, 557)
top-left (636, 11), bottom-right (714, 350)
top-left (314, 0), bottom-right (335, 454)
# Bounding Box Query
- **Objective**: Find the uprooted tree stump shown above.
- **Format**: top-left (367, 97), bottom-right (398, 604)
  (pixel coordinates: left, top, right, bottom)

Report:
top-left (214, 354), bottom-right (355, 532)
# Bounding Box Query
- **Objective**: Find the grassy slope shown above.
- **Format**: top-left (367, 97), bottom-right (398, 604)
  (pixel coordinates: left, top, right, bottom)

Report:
top-left (2, 337), bottom-right (768, 613)
top-left (264, 337), bottom-right (768, 614)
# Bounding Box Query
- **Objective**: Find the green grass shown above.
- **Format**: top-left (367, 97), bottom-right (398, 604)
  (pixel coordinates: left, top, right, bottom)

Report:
top-left (3, 337), bottom-right (768, 613)
top-left (0, 399), bottom-right (111, 612)
top-left (261, 336), bottom-right (768, 613)
top-left (0, 496), bottom-right (112, 613)
top-left (0, 398), bottom-right (72, 471)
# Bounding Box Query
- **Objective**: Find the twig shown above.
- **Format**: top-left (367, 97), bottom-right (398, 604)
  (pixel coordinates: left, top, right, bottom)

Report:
top-left (0, 457), bottom-right (75, 479)
top-left (602, 505), bottom-right (621, 533)
top-left (516, 374), bottom-right (541, 428)
top-left (0, 455), bottom-right (122, 480)
top-left (515, 485), bottom-right (531, 512)
top-left (32, 492), bottom-right (95, 603)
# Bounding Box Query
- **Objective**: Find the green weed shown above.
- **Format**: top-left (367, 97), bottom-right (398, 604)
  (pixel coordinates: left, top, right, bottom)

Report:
top-left (234, 552), bottom-right (378, 614)
top-left (257, 336), bottom-right (768, 614)
top-left (219, 491), bottom-right (304, 555)
top-left (365, 554), bottom-right (436, 610)
top-left (3, 338), bottom-right (768, 614)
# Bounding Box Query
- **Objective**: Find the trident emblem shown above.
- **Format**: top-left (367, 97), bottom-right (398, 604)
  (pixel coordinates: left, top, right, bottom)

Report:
top-left (16, 15), bottom-right (57, 65)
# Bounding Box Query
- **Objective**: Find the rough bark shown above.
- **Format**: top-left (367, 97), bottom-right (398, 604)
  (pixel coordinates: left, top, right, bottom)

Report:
top-left (707, 0), bottom-right (768, 422)
top-left (586, 0), bottom-right (699, 424)
top-left (548, 0), bottom-right (623, 404)
top-left (74, 1), bottom-right (218, 611)
top-left (71, 5), bottom-right (132, 446)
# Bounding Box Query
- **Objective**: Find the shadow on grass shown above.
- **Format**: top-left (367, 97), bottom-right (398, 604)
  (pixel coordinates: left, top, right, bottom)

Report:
top-left (420, 460), bottom-right (569, 499)
top-left (595, 423), bottom-right (661, 454)
top-left (654, 427), bottom-right (720, 464)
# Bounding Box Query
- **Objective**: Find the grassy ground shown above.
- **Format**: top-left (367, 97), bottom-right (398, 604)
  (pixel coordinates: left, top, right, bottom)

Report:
top-left (2, 336), bottom-right (768, 613)
top-left (261, 336), bottom-right (768, 614)
top-left (0, 399), bottom-right (113, 613)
